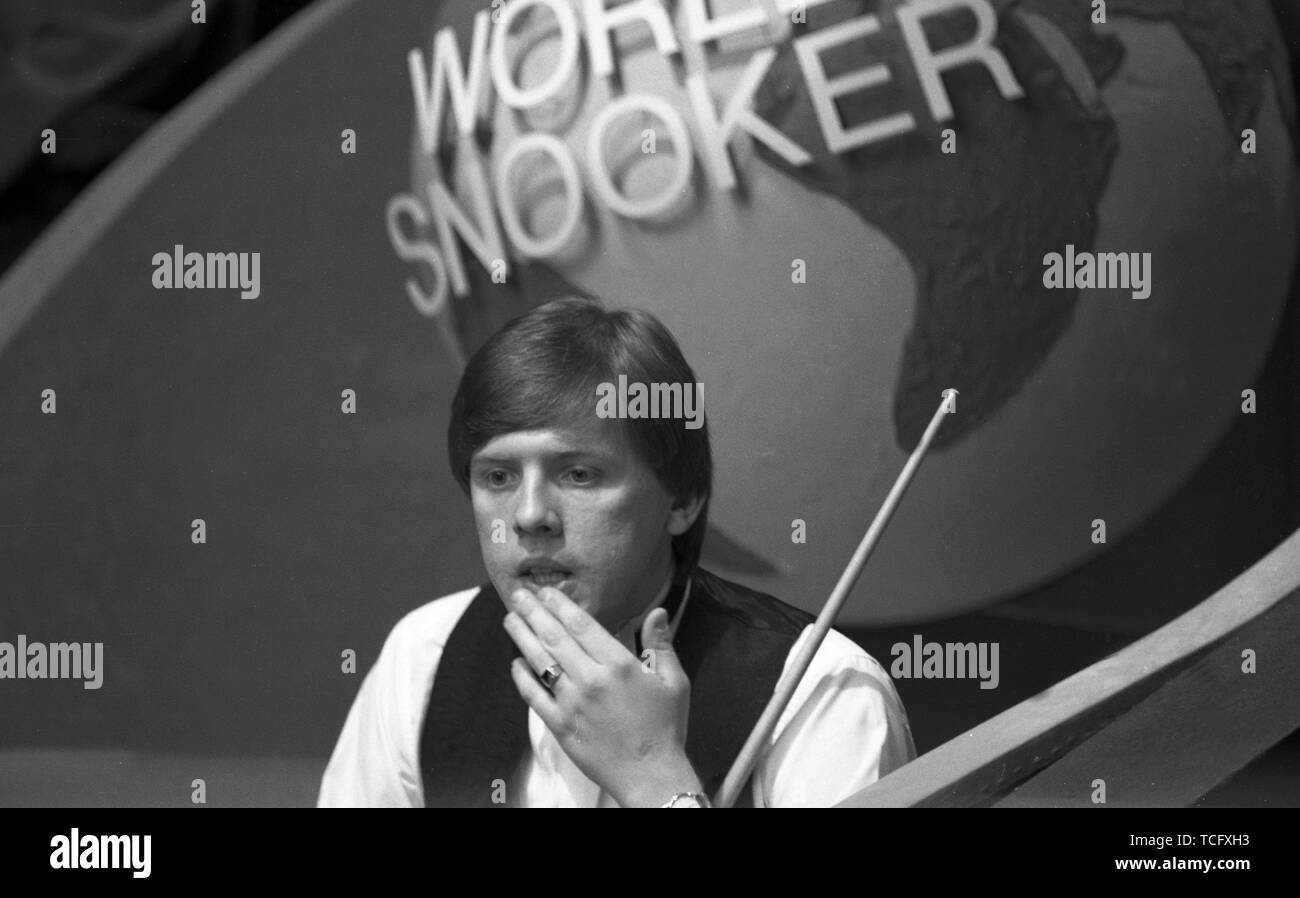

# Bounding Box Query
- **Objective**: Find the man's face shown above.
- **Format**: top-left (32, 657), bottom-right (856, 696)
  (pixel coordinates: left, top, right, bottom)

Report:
top-left (469, 418), bottom-right (695, 631)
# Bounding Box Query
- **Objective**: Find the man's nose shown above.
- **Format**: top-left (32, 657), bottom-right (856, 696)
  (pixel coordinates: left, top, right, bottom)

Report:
top-left (513, 472), bottom-right (560, 535)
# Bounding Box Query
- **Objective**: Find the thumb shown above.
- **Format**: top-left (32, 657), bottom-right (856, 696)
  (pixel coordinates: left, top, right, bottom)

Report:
top-left (639, 608), bottom-right (682, 676)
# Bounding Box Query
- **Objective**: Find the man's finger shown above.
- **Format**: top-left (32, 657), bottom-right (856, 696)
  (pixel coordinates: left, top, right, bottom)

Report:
top-left (503, 612), bottom-right (573, 689)
top-left (509, 657), bottom-right (565, 733)
top-left (536, 586), bottom-right (626, 664)
top-left (505, 588), bottom-right (597, 673)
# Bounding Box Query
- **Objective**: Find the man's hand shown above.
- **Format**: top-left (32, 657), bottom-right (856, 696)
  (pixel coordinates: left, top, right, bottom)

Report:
top-left (503, 586), bottom-right (703, 807)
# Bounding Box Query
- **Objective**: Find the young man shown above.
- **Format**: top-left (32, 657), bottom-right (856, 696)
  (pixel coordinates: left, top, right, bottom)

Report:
top-left (318, 297), bottom-right (914, 807)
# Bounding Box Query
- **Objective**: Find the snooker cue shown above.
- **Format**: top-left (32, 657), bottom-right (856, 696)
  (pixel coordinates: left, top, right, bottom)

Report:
top-left (713, 390), bottom-right (956, 808)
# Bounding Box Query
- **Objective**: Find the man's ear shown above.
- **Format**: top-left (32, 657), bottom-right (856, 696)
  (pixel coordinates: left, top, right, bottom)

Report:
top-left (666, 491), bottom-right (706, 536)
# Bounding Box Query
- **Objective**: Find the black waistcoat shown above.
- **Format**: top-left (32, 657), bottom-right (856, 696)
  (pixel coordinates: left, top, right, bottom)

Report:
top-left (418, 566), bottom-right (814, 807)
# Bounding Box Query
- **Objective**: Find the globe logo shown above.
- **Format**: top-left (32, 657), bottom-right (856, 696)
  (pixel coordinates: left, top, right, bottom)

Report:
top-left (394, 0), bottom-right (1298, 623)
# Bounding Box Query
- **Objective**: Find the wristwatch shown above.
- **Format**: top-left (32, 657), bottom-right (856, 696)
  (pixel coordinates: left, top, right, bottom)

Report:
top-left (660, 791), bottom-right (711, 808)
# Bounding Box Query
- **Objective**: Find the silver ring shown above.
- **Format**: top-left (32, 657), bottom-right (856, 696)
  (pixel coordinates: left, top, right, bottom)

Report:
top-left (539, 664), bottom-right (564, 690)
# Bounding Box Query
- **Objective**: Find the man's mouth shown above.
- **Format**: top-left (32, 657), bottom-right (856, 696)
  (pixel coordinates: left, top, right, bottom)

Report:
top-left (517, 560), bottom-right (574, 591)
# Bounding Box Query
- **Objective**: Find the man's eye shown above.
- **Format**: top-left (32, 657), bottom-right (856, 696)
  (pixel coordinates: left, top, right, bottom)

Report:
top-left (564, 467), bottom-right (597, 485)
top-left (482, 469), bottom-right (512, 488)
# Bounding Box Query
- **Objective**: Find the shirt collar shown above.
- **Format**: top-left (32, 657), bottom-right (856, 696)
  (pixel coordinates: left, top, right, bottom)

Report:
top-left (614, 566), bottom-right (695, 655)
top-left (614, 570), bottom-right (675, 652)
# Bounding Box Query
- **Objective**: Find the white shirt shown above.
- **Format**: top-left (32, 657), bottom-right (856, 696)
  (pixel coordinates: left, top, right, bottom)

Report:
top-left (318, 586), bottom-right (915, 808)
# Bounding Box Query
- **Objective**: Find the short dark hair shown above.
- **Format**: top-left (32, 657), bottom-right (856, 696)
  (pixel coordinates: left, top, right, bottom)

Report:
top-left (448, 297), bottom-right (712, 571)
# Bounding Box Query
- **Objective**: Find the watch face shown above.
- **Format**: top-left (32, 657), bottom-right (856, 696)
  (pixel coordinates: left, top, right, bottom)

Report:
top-left (667, 793), bottom-right (708, 808)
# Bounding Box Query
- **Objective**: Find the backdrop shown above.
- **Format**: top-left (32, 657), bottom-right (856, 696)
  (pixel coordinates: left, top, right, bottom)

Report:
top-left (0, 0), bottom-right (1297, 802)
